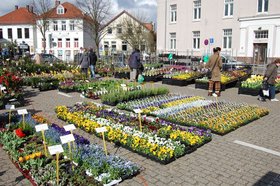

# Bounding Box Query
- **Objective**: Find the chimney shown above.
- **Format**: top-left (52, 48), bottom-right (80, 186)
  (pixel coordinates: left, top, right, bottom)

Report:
top-left (26, 5), bottom-right (30, 11)
top-left (15, 5), bottom-right (18, 10)
top-left (55, 1), bottom-right (61, 6)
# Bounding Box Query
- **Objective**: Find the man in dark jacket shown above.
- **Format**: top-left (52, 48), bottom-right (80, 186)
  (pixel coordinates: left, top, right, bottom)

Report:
top-left (128, 49), bottom-right (141, 81)
top-left (89, 48), bottom-right (97, 79)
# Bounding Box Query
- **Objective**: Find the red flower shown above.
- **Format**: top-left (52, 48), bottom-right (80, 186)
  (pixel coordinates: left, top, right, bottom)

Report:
top-left (15, 128), bottom-right (26, 138)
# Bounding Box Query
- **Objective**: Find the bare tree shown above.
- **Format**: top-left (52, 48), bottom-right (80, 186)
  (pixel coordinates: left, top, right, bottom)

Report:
top-left (117, 12), bottom-right (156, 53)
top-left (76, 0), bottom-right (112, 56)
top-left (31, 0), bottom-right (53, 53)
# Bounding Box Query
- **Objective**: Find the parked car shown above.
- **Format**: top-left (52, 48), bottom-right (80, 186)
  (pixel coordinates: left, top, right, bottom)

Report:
top-left (31, 54), bottom-right (61, 64)
top-left (220, 55), bottom-right (252, 71)
top-left (201, 55), bottom-right (252, 71)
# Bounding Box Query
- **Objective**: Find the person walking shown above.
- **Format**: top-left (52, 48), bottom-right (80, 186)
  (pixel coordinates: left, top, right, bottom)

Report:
top-left (79, 48), bottom-right (90, 79)
top-left (89, 48), bottom-right (97, 79)
top-left (206, 47), bottom-right (223, 97)
top-left (258, 59), bottom-right (280, 102)
top-left (128, 48), bottom-right (141, 82)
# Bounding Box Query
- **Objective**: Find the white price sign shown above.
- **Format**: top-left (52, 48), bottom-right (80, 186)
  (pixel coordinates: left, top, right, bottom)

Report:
top-left (63, 124), bottom-right (76, 131)
top-left (120, 84), bottom-right (127, 87)
top-left (48, 145), bottom-right (64, 155)
top-left (60, 134), bottom-right (75, 144)
top-left (133, 109), bottom-right (142, 114)
top-left (17, 109), bottom-right (28, 115)
top-left (5, 105), bottom-right (15, 110)
top-left (95, 127), bottom-right (107, 133)
top-left (35, 124), bottom-right (49, 132)
top-left (1, 86), bottom-right (6, 91)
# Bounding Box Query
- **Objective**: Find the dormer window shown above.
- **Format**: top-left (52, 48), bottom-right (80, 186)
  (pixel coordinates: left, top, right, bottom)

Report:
top-left (57, 5), bottom-right (64, 15)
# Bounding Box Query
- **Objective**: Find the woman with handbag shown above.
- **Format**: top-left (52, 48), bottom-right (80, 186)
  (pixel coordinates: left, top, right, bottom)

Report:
top-left (206, 47), bottom-right (223, 96)
top-left (258, 59), bottom-right (280, 102)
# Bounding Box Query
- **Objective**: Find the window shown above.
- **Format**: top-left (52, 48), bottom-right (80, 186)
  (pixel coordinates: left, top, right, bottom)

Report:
top-left (255, 30), bottom-right (268, 38)
top-left (122, 41), bottom-right (127, 51)
top-left (53, 21), bottom-right (58, 31)
top-left (258, 0), bottom-right (268, 13)
top-left (223, 29), bottom-right (232, 49)
top-left (8, 28), bottom-right (12, 39)
top-left (170, 4), bottom-right (177, 23)
top-left (193, 0), bottom-right (201, 20)
top-left (193, 31), bottom-right (200, 49)
top-left (70, 21), bottom-right (75, 31)
top-left (58, 50), bottom-right (63, 60)
top-left (66, 38), bottom-right (70, 48)
top-left (104, 41), bottom-right (109, 50)
top-left (170, 33), bottom-right (176, 50)
top-left (224, 0), bottom-right (234, 16)
top-left (74, 38), bottom-right (79, 48)
top-left (17, 28), bottom-right (22, 39)
top-left (62, 21), bottom-right (66, 31)
top-left (117, 24), bottom-right (122, 34)
top-left (0, 29), bottom-right (3, 39)
top-left (107, 27), bottom-right (112, 34)
top-left (24, 28), bottom-right (30, 38)
top-left (111, 41), bottom-right (116, 51)
top-left (58, 38), bottom-right (62, 48)
top-left (57, 6), bottom-right (64, 14)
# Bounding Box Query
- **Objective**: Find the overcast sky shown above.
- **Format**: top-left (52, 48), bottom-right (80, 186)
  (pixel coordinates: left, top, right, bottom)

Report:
top-left (0, 0), bottom-right (157, 23)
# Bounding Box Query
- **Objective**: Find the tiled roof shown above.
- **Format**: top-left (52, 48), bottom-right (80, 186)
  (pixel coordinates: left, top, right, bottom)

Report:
top-left (143, 23), bottom-right (153, 32)
top-left (41, 2), bottom-right (84, 19)
top-left (0, 7), bottom-right (36, 25)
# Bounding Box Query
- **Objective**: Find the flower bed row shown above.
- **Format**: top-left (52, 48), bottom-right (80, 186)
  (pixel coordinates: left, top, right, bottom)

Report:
top-left (56, 103), bottom-right (212, 164)
top-left (238, 75), bottom-right (280, 96)
top-left (0, 114), bottom-right (139, 185)
top-left (116, 95), bottom-right (269, 135)
top-left (101, 87), bottom-right (169, 106)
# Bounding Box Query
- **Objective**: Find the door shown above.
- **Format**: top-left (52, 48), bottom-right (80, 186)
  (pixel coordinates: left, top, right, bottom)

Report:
top-left (253, 43), bottom-right (267, 65)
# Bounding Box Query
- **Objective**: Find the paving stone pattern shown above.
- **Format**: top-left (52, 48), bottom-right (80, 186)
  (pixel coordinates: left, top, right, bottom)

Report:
top-left (0, 82), bottom-right (280, 186)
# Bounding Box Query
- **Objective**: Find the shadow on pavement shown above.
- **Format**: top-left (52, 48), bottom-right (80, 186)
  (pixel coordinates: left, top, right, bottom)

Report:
top-left (15, 175), bottom-right (25, 183)
top-left (0, 171), bottom-right (6, 176)
top-left (253, 171), bottom-right (280, 186)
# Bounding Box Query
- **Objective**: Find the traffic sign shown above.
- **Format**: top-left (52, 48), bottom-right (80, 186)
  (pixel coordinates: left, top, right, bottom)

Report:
top-left (204, 39), bottom-right (209, 46)
top-left (209, 38), bottom-right (214, 45)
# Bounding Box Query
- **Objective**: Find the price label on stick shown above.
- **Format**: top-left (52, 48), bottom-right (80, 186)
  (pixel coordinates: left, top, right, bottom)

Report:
top-left (35, 124), bottom-right (49, 132)
top-left (5, 105), bottom-right (15, 110)
top-left (17, 109), bottom-right (28, 115)
top-left (133, 109), bottom-right (142, 114)
top-left (48, 145), bottom-right (64, 155)
top-left (120, 84), bottom-right (126, 87)
top-left (95, 127), bottom-right (107, 133)
top-left (60, 134), bottom-right (75, 144)
top-left (63, 124), bottom-right (76, 131)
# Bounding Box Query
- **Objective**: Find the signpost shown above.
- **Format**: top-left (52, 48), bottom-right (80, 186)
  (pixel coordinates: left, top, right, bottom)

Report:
top-left (134, 109), bottom-right (143, 132)
top-left (96, 127), bottom-right (108, 156)
top-left (35, 124), bottom-right (49, 156)
top-left (5, 105), bottom-right (15, 128)
top-left (17, 109), bottom-right (28, 129)
top-left (48, 145), bottom-right (64, 185)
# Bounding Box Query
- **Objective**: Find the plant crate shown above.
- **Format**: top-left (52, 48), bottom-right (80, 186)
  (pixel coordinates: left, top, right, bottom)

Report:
top-left (114, 72), bottom-right (130, 79)
top-left (238, 87), bottom-right (259, 96)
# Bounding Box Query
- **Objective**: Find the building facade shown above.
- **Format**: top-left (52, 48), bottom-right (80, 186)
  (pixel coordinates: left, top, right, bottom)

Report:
top-left (0, 5), bottom-right (37, 54)
top-left (100, 10), bottom-right (154, 56)
top-left (36, 2), bottom-right (94, 62)
top-left (157, 0), bottom-right (280, 64)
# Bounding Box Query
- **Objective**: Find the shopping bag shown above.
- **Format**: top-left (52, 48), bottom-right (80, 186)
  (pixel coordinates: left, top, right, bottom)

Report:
top-left (138, 74), bottom-right (144, 83)
top-left (262, 89), bottom-right (269, 97)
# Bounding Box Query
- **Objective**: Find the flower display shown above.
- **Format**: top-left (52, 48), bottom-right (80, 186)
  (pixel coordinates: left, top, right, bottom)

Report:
top-left (0, 113), bottom-right (140, 185)
top-left (56, 102), bottom-right (212, 163)
top-left (241, 74), bottom-right (264, 89)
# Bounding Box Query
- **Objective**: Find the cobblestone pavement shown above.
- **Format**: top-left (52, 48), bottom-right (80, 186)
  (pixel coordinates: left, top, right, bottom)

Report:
top-left (1, 82), bottom-right (280, 186)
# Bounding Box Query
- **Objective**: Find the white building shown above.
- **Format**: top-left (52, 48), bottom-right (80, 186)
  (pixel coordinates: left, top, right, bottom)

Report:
top-left (100, 10), bottom-right (154, 55)
top-left (157, 0), bottom-right (280, 64)
top-left (0, 5), bottom-right (37, 54)
top-left (36, 1), bottom-right (94, 62)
